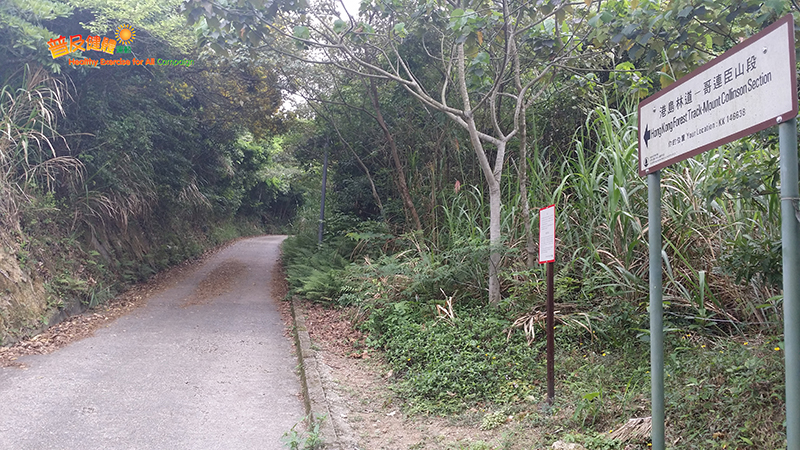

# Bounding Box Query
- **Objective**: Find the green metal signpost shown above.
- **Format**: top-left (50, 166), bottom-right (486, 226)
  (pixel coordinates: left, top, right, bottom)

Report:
top-left (781, 116), bottom-right (800, 449)
top-left (637, 15), bottom-right (797, 449)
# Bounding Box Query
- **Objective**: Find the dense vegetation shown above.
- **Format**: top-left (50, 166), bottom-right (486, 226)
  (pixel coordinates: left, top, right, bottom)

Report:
top-left (2, 0), bottom-right (799, 448)
top-left (0, 0), bottom-right (304, 343)
top-left (267, 0), bottom-right (797, 448)
top-left (283, 101), bottom-right (787, 448)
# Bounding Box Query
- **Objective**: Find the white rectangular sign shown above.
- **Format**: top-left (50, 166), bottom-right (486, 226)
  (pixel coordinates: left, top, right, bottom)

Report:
top-left (538, 205), bottom-right (555, 264)
top-left (638, 14), bottom-right (797, 176)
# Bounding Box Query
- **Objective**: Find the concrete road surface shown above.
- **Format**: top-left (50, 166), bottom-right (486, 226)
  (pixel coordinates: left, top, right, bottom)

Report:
top-left (0, 235), bottom-right (304, 449)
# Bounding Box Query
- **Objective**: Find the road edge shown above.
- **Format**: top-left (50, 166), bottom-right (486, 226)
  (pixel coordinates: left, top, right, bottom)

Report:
top-left (290, 296), bottom-right (343, 449)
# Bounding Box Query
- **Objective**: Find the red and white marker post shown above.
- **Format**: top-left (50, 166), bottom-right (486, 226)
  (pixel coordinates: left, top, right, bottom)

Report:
top-left (539, 205), bottom-right (556, 404)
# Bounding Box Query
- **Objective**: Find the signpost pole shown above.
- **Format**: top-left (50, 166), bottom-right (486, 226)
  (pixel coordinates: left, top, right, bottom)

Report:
top-left (318, 142), bottom-right (329, 246)
top-left (780, 117), bottom-right (800, 450)
top-left (648, 170), bottom-right (665, 450)
top-left (636, 14), bottom-right (794, 450)
top-left (546, 260), bottom-right (555, 405)
top-left (539, 204), bottom-right (556, 405)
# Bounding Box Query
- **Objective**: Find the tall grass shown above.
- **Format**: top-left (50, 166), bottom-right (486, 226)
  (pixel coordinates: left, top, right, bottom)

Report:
top-left (560, 105), bottom-right (649, 301)
top-left (385, 97), bottom-right (782, 330)
top-left (513, 101), bottom-right (784, 330)
top-left (0, 65), bottom-right (82, 229)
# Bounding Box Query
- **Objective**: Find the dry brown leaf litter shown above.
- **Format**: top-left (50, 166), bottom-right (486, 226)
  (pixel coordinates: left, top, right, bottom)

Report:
top-left (0, 240), bottom-right (238, 368)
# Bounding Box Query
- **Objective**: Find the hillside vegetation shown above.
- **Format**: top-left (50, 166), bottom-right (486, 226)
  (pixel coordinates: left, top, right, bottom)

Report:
top-left (1, 0), bottom-right (798, 447)
top-left (283, 101), bottom-right (787, 448)
top-left (0, 0), bottom-right (303, 343)
top-left (266, 1), bottom-right (796, 447)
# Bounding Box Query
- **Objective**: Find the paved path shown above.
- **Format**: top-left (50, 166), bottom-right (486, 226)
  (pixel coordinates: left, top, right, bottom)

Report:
top-left (0, 235), bottom-right (304, 449)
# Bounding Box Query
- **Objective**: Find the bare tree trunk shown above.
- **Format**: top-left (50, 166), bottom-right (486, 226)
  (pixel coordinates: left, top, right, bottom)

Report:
top-left (465, 114), bottom-right (503, 305)
top-left (453, 31), bottom-right (506, 305)
top-left (367, 78), bottom-right (422, 231)
top-left (519, 112), bottom-right (535, 268)
top-left (487, 176), bottom-right (502, 304)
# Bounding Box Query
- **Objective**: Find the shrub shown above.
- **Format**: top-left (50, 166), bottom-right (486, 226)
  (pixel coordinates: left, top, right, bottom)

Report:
top-left (377, 306), bottom-right (544, 413)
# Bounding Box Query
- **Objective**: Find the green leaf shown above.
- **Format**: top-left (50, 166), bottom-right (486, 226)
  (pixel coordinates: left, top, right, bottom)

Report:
top-left (622, 24), bottom-right (638, 37)
top-left (472, 51), bottom-right (489, 64)
top-left (293, 25), bottom-right (310, 40)
top-left (449, 8), bottom-right (465, 30)
top-left (393, 22), bottom-right (408, 38)
top-left (333, 19), bottom-right (347, 34)
top-left (677, 6), bottom-right (693, 19)
top-left (637, 31), bottom-right (653, 46)
top-left (583, 391), bottom-right (601, 401)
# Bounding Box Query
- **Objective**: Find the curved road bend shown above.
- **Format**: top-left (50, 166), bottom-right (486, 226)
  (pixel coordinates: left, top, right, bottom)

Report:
top-left (0, 235), bottom-right (304, 449)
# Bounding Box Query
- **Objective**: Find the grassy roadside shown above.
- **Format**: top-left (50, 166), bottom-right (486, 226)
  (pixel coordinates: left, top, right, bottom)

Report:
top-left (282, 100), bottom-right (788, 449)
top-left (292, 293), bottom-right (785, 450)
top-left (281, 215), bottom-right (786, 448)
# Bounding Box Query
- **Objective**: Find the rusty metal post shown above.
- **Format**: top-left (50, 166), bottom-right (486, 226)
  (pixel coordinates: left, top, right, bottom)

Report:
top-left (546, 261), bottom-right (555, 404)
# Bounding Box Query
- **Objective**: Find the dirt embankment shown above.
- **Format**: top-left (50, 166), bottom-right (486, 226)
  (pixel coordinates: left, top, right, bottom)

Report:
top-left (0, 237), bottom-right (236, 367)
top-left (0, 199), bottom-right (263, 347)
top-left (0, 231), bottom-right (46, 346)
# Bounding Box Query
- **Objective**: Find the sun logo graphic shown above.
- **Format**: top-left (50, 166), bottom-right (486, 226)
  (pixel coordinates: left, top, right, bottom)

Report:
top-left (114, 23), bottom-right (135, 54)
top-left (116, 23), bottom-right (135, 44)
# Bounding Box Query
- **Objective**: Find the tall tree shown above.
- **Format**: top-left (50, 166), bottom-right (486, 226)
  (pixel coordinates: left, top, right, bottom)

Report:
top-left (284, 0), bottom-right (598, 303)
top-left (280, 62), bottom-right (388, 221)
top-left (183, 0), bottom-right (795, 302)
top-left (365, 76), bottom-right (422, 231)
top-left (184, 0), bottom-right (601, 303)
